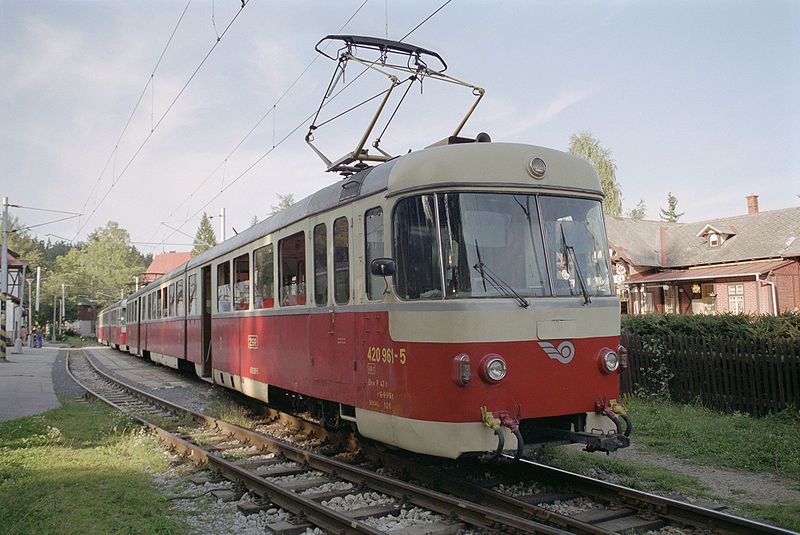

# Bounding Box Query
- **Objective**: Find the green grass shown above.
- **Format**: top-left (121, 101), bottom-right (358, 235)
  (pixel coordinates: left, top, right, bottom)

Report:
top-left (537, 447), bottom-right (709, 497)
top-left (0, 399), bottom-right (183, 535)
top-left (207, 397), bottom-right (255, 429)
top-left (737, 503), bottom-right (800, 532)
top-left (626, 397), bottom-right (800, 481)
top-left (61, 334), bottom-right (96, 347)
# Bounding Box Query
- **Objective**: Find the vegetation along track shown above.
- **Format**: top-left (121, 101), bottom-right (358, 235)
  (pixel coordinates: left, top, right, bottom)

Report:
top-left (67, 349), bottom-right (794, 535)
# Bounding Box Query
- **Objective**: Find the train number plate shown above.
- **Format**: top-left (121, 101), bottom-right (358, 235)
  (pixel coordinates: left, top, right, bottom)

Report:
top-left (247, 335), bottom-right (258, 349)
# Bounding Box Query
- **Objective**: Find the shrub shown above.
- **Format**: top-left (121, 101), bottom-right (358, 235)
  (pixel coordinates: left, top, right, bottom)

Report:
top-left (622, 312), bottom-right (800, 340)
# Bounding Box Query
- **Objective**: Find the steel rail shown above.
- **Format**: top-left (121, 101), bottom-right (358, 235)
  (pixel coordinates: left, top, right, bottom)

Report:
top-left (67, 351), bottom-right (385, 535)
top-left (76, 350), bottom-right (574, 534)
top-left (503, 454), bottom-right (795, 535)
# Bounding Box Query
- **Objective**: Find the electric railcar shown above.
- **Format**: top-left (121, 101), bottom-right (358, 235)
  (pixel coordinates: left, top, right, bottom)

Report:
top-left (100, 140), bottom-right (631, 458)
top-left (97, 300), bottom-right (126, 351)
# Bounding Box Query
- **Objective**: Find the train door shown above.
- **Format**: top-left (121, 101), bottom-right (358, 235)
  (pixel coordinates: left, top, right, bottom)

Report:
top-left (330, 213), bottom-right (357, 386)
top-left (200, 265), bottom-right (212, 377)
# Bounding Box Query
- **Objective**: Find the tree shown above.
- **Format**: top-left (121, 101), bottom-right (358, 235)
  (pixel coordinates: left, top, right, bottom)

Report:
top-left (249, 215), bottom-right (259, 228)
top-left (270, 193), bottom-right (295, 216)
top-left (626, 199), bottom-right (647, 220)
top-left (47, 221), bottom-right (146, 309)
top-left (192, 212), bottom-right (217, 256)
top-left (659, 192), bottom-right (685, 222)
top-left (568, 132), bottom-right (623, 216)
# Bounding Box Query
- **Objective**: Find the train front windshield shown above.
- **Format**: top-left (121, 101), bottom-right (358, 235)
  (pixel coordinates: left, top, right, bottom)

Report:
top-left (393, 193), bottom-right (612, 300)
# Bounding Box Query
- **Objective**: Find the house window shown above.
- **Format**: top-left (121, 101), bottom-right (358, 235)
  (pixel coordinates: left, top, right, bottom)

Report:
top-left (664, 285), bottom-right (676, 314)
top-left (709, 233), bottom-right (719, 247)
top-left (728, 284), bottom-right (744, 313)
top-left (701, 283), bottom-right (716, 314)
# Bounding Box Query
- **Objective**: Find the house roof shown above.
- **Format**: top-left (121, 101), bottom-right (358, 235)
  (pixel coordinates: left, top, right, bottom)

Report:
top-left (625, 259), bottom-right (792, 285)
top-left (144, 252), bottom-right (192, 281)
top-left (607, 206), bottom-right (800, 269)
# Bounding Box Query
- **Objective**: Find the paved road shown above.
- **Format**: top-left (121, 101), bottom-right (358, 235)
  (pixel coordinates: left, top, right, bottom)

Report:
top-left (0, 345), bottom-right (63, 420)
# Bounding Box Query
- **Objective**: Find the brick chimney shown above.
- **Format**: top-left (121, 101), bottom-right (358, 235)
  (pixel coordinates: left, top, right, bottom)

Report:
top-left (746, 194), bottom-right (759, 215)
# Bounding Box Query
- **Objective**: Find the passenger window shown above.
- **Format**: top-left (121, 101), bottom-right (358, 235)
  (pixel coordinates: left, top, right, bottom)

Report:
top-left (365, 207), bottom-right (384, 300)
top-left (188, 274), bottom-right (198, 315)
top-left (162, 287), bottom-right (168, 317)
top-left (313, 224), bottom-right (327, 306)
top-left (156, 290), bottom-right (162, 319)
top-left (217, 261), bottom-right (231, 312)
top-left (233, 254), bottom-right (250, 310)
top-left (176, 279), bottom-right (184, 316)
top-left (254, 244), bottom-right (274, 308)
top-left (169, 283), bottom-right (176, 317)
top-left (279, 231), bottom-right (306, 306)
top-left (334, 217), bottom-right (350, 304)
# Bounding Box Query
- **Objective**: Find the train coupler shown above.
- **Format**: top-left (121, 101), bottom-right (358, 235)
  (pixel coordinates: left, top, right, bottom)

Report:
top-left (572, 398), bottom-right (633, 453)
top-left (480, 406), bottom-right (525, 461)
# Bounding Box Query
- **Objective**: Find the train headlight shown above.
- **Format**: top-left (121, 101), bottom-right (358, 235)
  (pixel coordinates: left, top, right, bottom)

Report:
top-left (479, 354), bottom-right (507, 383)
top-left (452, 354), bottom-right (471, 386)
top-left (597, 348), bottom-right (619, 374)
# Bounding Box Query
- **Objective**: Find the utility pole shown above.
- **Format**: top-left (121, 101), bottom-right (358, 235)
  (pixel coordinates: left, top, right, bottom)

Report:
top-left (219, 207), bottom-right (226, 242)
top-left (1, 196), bottom-right (8, 361)
top-left (52, 294), bottom-right (57, 343)
top-left (35, 266), bottom-right (41, 313)
top-left (61, 283), bottom-right (66, 335)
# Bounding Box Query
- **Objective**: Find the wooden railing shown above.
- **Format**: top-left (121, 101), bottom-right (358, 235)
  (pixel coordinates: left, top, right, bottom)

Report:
top-left (620, 332), bottom-right (800, 416)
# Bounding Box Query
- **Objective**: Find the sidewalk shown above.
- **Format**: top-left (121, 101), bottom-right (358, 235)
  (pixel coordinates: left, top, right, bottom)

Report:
top-left (0, 345), bottom-right (63, 421)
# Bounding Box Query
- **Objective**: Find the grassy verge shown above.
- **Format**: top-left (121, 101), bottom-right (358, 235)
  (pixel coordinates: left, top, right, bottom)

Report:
top-left (626, 397), bottom-right (800, 481)
top-left (0, 399), bottom-right (183, 535)
top-left (537, 446), bottom-right (709, 497)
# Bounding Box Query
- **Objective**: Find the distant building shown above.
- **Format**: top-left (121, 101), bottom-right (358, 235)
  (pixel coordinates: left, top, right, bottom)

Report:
top-left (142, 251), bottom-right (192, 285)
top-left (77, 298), bottom-right (96, 337)
top-left (607, 195), bottom-right (800, 315)
top-left (3, 249), bottom-right (28, 338)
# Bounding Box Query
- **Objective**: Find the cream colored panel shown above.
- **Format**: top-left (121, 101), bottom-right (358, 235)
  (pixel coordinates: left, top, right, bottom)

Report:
top-left (537, 319), bottom-right (576, 339)
top-left (389, 305), bottom-right (618, 343)
top-left (355, 408), bottom-right (516, 459)
top-left (151, 353), bottom-right (179, 369)
top-left (241, 377), bottom-right (269, 403)
top-left (585, 412), bottom-right (618, 435)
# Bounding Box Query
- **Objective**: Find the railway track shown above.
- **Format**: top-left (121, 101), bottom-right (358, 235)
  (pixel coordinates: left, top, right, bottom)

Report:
top-left (70, 348), bottom-right (794, 535)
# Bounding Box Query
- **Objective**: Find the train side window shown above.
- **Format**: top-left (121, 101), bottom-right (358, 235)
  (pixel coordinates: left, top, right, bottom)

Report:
top-left (163, 287), bottom-right (169, 318)
top-left (365, 207), bottom-right (384, 300)
top-left (394, 195), bottom-right (442, 299)
top-left (188, 274), bottom-right (198, 315)
top-left (254, 244), bottom-right (274, 308)
top-left (313, 224), bottom-right (328, 306)
top-left (169, 283), bottom-right (176, 317)
top-left (156, 289), bottom-right (162, 319)
top-left (333, 217), bottom-right (350, 305)
top-left (217, 261), bottom-right (231, 312)
top-left (279, 231), bottom-right (306, 306)
top-left (233, 254), bottom-right (250, 310)
top-left (176, 279), bottom-right (185, 316)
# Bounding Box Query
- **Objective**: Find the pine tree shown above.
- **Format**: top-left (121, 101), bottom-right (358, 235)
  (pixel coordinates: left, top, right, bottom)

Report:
top-left (270, 193), bottom-right (295, 216)
top-left (568, 132), bottom-right (623, 216)
top-left (192, 212), bottom-right (218, 256)
top-left (659, 192), bottom-right (685, 222)
top-left (626, 199), bottom-right (647, 220)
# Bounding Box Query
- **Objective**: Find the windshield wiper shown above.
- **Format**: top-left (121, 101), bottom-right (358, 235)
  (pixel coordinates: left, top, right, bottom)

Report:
top-left (560, 225), bottom-right (591, 305)
top-left (473, 239), bottom-right (529, 308)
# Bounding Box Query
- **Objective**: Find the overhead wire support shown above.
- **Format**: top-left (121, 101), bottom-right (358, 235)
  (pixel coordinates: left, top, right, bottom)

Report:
top-left (72, 0), bottom-right (248, 242)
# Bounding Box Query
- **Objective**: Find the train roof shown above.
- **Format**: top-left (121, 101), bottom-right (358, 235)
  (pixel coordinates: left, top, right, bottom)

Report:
top-left (135, 142), bottom-right (599, 294)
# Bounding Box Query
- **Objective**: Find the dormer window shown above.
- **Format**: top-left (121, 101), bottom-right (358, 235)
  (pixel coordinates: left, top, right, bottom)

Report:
top-left (709, 233), bottom-right (719, 247)
top-left (696, 224), bottom-right (735, 248)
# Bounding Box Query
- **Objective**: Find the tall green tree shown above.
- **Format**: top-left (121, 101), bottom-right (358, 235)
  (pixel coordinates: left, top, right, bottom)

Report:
top-left (626, 199), bottom-right (647, 220)
top-left (568, 132), bottom-right (623, 216)
top-left (270, 193), bottom-right (295, 216)
top-left (47, 221), bottom-right (145, 308)
top-left (191, 212), bottom-right (217, 256)
top-left (659, 192), bottom-right (685, 222)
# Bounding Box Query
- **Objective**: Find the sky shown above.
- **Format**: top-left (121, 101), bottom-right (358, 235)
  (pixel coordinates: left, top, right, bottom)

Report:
top-left (1, 0), bottom-right (798, 254)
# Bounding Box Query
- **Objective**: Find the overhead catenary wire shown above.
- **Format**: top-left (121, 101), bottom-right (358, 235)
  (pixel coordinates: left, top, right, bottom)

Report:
top-left (150, 0), bottom-right (371, 246)
top-left (76, 0), bottom-right (193, 220)
top-left (154, 0), bottom-right (454, 249)
top-left (72, 0), bottom-right (249, 242)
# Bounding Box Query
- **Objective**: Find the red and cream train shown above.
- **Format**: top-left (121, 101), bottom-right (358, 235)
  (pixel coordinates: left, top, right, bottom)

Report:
top-left (99, 139), bottom-right (631, 459)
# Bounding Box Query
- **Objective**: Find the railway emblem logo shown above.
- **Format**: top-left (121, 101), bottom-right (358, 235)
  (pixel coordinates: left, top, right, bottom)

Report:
top-left (538, 341), bottom-right (575, 364)
top-left (247, 335), bottom-right (258, 349)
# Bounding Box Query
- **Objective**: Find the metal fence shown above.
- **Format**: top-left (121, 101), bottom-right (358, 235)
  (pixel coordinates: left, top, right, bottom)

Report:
top-left (620, 332), bottom-right (800, 417)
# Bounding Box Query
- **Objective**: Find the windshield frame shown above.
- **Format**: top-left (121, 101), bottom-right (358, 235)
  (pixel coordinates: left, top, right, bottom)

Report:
top-left (391, 190), bottom-right (613, 302)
